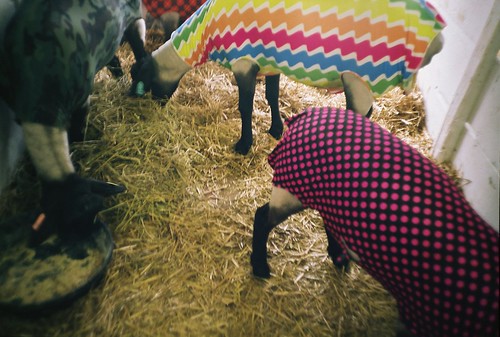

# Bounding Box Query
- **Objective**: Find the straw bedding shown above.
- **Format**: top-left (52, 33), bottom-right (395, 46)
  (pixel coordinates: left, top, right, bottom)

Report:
top-left (0, 33), bottom-right (459, 336)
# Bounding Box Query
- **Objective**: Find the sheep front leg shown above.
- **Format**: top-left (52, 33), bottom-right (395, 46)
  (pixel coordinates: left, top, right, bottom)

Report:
top-left (232, 59), bottom-right (260, 155)
top-left (124, 18), bottom-right (147, 63)
top-left (251, 186), bottom-right (304, 278)
top-left (68, 97), bottom-right (90, 143)
top-left (251, 203), bottom-right (274, 278)
top-left (265, 74), bottom-right (283, 139)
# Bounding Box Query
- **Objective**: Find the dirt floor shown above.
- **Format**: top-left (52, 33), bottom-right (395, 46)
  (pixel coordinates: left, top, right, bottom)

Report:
top-left (0, 41), bottom-right (454, 337)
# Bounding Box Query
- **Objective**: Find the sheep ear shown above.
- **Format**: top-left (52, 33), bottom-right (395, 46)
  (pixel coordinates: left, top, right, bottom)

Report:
top-left (421, 32), bottom-right (444, 68)
top-left (341, 72), bottom-right (374, 118)
top-left (88, 179), bottom-right (126, 196)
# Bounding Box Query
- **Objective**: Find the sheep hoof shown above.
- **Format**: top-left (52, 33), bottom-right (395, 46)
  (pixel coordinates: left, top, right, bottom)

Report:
top-left (234, 139), bottom-right (251, 155)
top-left (331, 253), bottom-right (351, 273)
top-left (268, 124), bottom-right (283, 140)
top-left (250, 254), bottom-right (271, 279)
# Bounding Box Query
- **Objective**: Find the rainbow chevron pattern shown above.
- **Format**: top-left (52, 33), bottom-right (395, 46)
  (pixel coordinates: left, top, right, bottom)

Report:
top-left (171, 0), bottom-right (445, 95)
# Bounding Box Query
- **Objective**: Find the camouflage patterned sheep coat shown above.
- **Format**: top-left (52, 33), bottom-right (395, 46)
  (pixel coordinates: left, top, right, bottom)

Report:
top-left (0, 0), bottom-right (141, 127)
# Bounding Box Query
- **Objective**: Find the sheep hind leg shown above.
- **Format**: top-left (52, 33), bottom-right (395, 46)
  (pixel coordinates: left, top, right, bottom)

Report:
top-left (395, 320), bottom-right (415, 337)
top-left (325, 230), bottom-right (351, 272)
top-left (251, 186), bottom-right (304, 278)
top-left (265, 74), bottom-right (283, 139)
top-left (232, 59), bottom-right (260, 155)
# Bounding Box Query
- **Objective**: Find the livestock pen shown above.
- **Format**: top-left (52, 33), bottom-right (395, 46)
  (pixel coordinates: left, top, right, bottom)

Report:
top-left (0, 33), bottom-right (460, 337)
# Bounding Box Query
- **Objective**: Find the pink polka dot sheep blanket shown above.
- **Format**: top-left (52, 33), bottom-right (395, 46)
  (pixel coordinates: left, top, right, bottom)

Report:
top-left (269, 107), bottom-right (499, 337)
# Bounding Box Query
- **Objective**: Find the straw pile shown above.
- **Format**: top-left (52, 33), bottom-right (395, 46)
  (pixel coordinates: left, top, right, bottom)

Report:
top-left (0, 39), bottom-right (459, 337)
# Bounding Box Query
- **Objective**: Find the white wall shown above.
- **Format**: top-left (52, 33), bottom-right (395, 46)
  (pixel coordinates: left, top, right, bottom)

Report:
top-left (417, 0), bottom-right (500, 229)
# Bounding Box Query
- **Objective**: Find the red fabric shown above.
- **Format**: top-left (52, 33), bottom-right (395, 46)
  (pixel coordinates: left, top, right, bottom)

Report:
top-left (269, 107), bottom-right (499, 337)
top-left (142, 0), bottom-right (205, 20)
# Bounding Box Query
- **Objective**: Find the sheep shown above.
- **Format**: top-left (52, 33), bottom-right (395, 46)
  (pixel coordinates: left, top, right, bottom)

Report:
top-left (130, 0), bottom-right (445, 155)
top-left (249, 73), bottom-right (499, 337)
top-left (0, 0), bottom-right (144, 243)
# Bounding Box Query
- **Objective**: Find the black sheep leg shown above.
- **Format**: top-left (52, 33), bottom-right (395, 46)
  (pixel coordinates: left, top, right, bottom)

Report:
top-left (265, 74), bottom-right (283, 139)
top-left (107, 18), bottom-right (147, 78)
top-left (250, 203), bottom-right (274, 278)
top-left (233, 61), bottom-right (260, 155)
top-left (251, 189), bottom-right (304, 278)
top-left (68, 98), bottom-right (90, 143)
top-left (325, 229), bottom-right (350, 272)
top-left (107, 55), bottom-right (124, 77)
top-left (124, 18), bottom-right (147, 63)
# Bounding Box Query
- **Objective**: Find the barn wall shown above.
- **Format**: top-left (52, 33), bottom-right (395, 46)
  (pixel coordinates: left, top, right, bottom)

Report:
top-left (417, 0), bottom-right (500, 230)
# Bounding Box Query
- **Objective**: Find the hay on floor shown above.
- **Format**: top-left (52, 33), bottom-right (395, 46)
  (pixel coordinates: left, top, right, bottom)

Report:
top-left (0, 42), bottom-right (459, 337)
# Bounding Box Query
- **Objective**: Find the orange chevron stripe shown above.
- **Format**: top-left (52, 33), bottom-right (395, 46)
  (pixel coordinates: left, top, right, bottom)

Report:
top-left (184, 5), bottom-right (432, 63)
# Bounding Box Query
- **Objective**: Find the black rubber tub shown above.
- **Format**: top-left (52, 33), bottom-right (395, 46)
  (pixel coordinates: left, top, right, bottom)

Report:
top-left (0, 212), bottom-right (114, 314)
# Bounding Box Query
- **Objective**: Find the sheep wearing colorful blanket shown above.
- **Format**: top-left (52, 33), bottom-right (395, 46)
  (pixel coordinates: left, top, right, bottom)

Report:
top-left (0, 0), bottom-right (143, 242)
top-left (131, 0), bottom-right (445, 155)
top-left (250, 74), bottom-right (499, 337)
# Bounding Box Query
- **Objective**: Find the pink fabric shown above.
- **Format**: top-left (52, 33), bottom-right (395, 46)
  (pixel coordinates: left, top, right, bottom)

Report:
top-left (269, 107), bottom-right (499, 337)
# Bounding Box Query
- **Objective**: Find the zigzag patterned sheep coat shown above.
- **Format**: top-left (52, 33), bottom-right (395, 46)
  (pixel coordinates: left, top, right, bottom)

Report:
top-left (269, 107), bottom-right (499, 337)
top-left (170, 0), bottom-right (445, 95)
